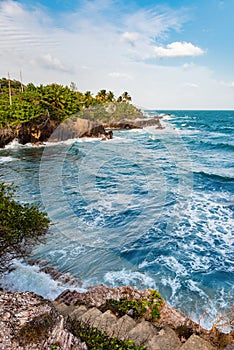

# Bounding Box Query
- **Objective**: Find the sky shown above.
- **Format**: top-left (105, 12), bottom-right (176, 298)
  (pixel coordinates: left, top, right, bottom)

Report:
top-left (0, 0), bottom-right (234, 109)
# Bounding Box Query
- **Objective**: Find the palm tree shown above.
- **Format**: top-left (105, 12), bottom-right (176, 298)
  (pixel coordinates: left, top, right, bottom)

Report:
top-left (122, 91), bottom-right (132, 103)
top-left (96, 89), bottom-right (107, 102)
top-left (106, 90), bottom-right (115, 102)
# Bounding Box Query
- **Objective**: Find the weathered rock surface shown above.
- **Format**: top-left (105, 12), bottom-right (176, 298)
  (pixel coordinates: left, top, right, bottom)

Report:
top-left (0, 116), bottom-right (112, 148)
top-left (146, 327), bottom-right (181, 350)
top-left (104, 116), bottom-right (165, 130)
top-left (1, 286), bottom-right (232, 349)
top-left (179, 334), bottom-right (215, 350)
top-left (0, 290), bottom-right (87, 350)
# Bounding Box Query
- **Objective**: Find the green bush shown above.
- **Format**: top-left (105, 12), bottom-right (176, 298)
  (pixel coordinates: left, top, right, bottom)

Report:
top-left (0, 182), bottom-right (50, 271)
top-left (100, 290), bottom-right (164, 321)
top-left (67, 318), bottom-right (147, 350)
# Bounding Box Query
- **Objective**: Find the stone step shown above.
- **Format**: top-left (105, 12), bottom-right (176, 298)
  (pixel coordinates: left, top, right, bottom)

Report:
top-left (146, 326), bottom-right (181, 350)
top-left (77, 307), bottom-right (103, 328)
top-left (69, 305), bottom-right (88, 320)
top-left (96, 310), bottom-right (118, 335)
top-left (53, 301), bottom-right (77, 317)
top-left (110, 314), bottom-right (137, 340)
top-left (126, 320), bottom-right (158, 346)
top-left (179, 334), bottom-right (215, 350)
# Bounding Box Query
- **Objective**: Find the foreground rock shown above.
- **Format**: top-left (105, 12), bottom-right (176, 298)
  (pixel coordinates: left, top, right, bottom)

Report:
top-left (55, 285), bottom-right (234, 349)
top-left (0, 116), bottom-right (112, 148)
top-left (0, 286), bottom-right (233, 349)
top-left (0, 290), bottom-right (87, 350)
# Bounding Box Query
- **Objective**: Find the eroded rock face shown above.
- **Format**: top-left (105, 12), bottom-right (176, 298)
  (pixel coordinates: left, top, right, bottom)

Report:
top-left (0, 290), bottom-right (87, 350)
top-left (0, 116), bottom-right (112, 148)
top-left (104, 116), bottom-right (165, 130)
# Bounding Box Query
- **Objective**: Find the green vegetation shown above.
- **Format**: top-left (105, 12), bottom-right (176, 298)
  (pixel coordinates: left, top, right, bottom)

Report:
top-left (0, 182), bottom-right (50, 272)
top-left (0, 77), bottom-right (142, 127)
top-left (100, 290), bottom-right (164, 321)
top-left (17, 313), bottom-right (53, 346)
top-left (67, 318), bottom-right (147, 350)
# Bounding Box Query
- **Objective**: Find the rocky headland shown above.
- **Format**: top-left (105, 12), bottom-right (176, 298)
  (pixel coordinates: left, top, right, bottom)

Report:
top-left (0, 285), bottom-right (233, 350)
top-left (0, 114), bottom-right (165, 148)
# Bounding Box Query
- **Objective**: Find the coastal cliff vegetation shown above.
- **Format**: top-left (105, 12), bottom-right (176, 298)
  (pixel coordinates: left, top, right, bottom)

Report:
top-left (0, 77), bottom-right (142, 128)
top-left (0, 182), bottom-right (50, 273)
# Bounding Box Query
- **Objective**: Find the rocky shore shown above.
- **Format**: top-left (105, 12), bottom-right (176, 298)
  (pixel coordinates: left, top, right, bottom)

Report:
top-left (0, 285), bottom-right (233, 349)
top-left (0, 115), bottom-right (164, 148)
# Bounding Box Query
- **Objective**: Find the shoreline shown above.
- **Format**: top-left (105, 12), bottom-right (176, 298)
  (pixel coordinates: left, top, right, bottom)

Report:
top-left (0, 284), bottom-right (233, 349)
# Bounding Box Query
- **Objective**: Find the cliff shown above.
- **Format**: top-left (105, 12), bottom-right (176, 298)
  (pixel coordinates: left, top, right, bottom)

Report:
top-left (0, 116), bottom-right (112, 148)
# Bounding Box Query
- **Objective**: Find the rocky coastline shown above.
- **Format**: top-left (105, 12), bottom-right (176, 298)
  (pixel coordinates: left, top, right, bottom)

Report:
top-left (0, 284), bottom-right (233, 349)
top-left (0, 115), bottom-right (165, 148)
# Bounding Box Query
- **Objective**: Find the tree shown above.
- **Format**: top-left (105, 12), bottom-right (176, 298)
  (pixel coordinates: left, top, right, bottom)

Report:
top-left (70, 81), bottom-right (77, 91)
top-left (96, 89), bottom-right (107, 102)
top-left (121, 91), bottom-right (132, 103)
top-left (0, 183), bottom-right (50, 272)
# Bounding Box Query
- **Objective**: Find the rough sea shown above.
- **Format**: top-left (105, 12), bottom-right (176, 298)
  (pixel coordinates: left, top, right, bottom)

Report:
top-left (0, 110), bottom-right (233, 331)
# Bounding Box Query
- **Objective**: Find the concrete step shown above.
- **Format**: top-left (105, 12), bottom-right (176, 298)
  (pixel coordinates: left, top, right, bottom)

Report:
top-left (179, 334), bottom-right (215, 350)
top-left (127, 320), bottom-right (158, 346)
top-left (146, 326), bottom-right (181, 350)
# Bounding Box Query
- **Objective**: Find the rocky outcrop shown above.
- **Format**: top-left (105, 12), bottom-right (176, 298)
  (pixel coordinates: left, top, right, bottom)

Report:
top-left (0, 290), bottom-right (87, 350)
top-left (104, 116), bottom-right (165, 130)
top-left (49, 117), bottom-right (112, 142)
top-left (55, 285), bottom-right (234, 350)
top-left (0, 116), bottom-right (112, 148)
top-left (0, 286), bottom-right (233, 349)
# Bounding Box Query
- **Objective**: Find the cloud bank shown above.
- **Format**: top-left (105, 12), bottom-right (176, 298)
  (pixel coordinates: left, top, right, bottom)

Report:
top-left (0, 0), bottom-right (233, 109)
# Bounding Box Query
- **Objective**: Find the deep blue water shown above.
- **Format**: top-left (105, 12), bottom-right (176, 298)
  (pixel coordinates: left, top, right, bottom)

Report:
top-left (0, 110), bottom-right (233, 330)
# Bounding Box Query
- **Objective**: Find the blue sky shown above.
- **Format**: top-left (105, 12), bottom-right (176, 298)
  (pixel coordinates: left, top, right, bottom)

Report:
top-left (0, 0), bottom-right (233, 109)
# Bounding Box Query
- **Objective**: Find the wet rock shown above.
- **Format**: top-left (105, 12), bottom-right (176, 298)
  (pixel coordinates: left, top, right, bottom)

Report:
top-left (104, 116), bottom-right (164, 130)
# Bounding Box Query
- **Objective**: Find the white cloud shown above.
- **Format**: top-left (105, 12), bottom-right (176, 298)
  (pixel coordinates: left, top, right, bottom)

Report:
top-left (154, 42), bottom-right (205, 58)
top-left (109, 72), bottom-right (132, 80)
top-left (121, 32), bottom-right (140, 46)
top-left (0, 0), bottom-right (232, 109)
top-left (220, 81), bottom-right (234, 88)
top-left (38, 53), bottom-right (71, 72)
top-left (182, 82), bottom-right (199, 88)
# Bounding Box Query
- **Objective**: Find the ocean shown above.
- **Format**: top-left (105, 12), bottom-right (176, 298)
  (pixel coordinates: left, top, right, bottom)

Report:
top-left (0, 110), bottom-right (233, 330)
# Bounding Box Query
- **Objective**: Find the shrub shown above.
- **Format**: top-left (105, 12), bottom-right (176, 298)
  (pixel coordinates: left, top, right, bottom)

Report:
top-left (0, 182), bottom-right (50, 272)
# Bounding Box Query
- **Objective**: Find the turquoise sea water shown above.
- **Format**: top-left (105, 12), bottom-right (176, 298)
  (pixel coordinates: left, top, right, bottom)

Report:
top-left (0, 110), bottom-right (233, 330)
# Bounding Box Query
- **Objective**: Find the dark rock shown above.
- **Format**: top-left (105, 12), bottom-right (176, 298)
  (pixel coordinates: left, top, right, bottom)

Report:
top-left (104, 116), bottom-right (164, 130)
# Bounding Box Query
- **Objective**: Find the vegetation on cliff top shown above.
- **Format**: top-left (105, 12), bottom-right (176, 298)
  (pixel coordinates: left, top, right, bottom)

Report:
top-left (0, 77), bottom-right (142, 128)
top-left (0, 182), bottom-right (50, 272)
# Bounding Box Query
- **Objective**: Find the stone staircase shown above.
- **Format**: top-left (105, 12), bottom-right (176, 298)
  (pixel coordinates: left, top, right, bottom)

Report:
top-left (54, 302), bottom-right (216, 350)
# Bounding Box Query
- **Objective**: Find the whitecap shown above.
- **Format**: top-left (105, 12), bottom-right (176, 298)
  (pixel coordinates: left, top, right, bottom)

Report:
top-left (0, 156), bottom-right (17, 163)
top-left (0, 260), bottom-right (84, 300)
top-left (104, 269), bottom-right (156, 289)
